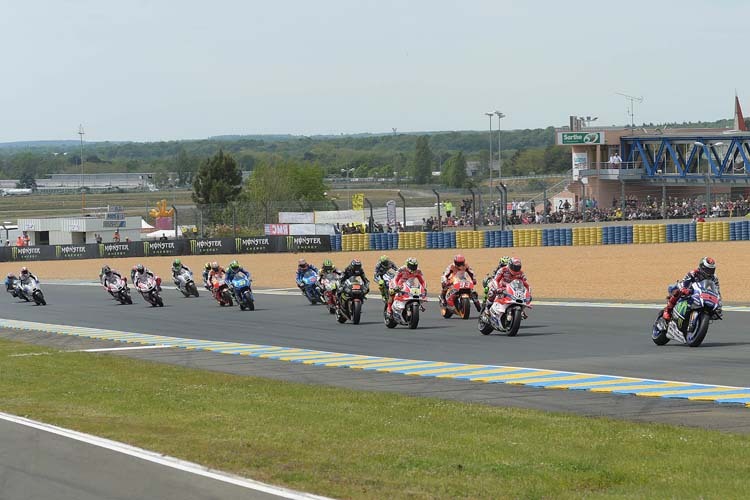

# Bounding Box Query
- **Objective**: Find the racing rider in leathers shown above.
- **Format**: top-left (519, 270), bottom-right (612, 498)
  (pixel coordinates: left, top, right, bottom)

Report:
top-left (373, 254), bottom-right (399, 301)
top-left (295, 259), bottom-right (319, 295)
top-left (100, 265), bottom-right (126, 297)
top-left (440, 254), bottom-right (476, 305)
top-left (202, 262), bottom-right (212, 290)
top-left (482, 255), bottom-right (511, 308)
top-left (662, 256), bottom-right (720, 321)
top-left (337, 259), bottom-right (370, 304)
top-left (225, 260), bottom-right (252, 302)
top-left (131, 264), bottom-right (162, 292)
top-left (318, 259), bottom-right (342, 306)
top-left (388, 257), bottom-right (426, 314)
top-left (171, 258), bottom-right (192, 287)
top-left (484, 257), bottom-right (530, 319)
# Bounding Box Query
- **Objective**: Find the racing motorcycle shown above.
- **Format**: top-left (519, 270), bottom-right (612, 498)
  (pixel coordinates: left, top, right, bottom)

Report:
top-left (336, 276), bottom-right (368, 325)
top-left (652, 280), bottom-right (722, 347)
top-left (230, 273), bottom-right (255, 311)
top-left (212, 279), bottom-right (234, 307)
top-left (175, 268), bottom-right (199, 297)
top-left (5, 274), bottom-right (19, 299)
top-left (478, 279), bottom-right (532, 336)
top-left (135, 275), bottom-right (164, 307)
top-left (384, 277), bottom-right (426, 329)
top-left (318, 272), bottom-right (339, 314)
top-left (441, 270), bottom-right (481, 320)
top-left (104, 275), bottom-right (132, 305)
top-left (16, 276), bottom-right (46, 306)
top-left (300, 269), bottom-right (322, 305)
top-left (377, 268), bottom-right (398, 305)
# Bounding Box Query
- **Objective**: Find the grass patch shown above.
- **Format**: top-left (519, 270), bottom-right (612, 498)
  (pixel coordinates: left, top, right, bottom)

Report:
top-left (1, 338), bottom-right (749, 499)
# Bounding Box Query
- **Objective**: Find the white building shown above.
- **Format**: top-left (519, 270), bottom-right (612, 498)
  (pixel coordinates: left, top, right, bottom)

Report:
top-left (16, 216), bottom-right (142, 245)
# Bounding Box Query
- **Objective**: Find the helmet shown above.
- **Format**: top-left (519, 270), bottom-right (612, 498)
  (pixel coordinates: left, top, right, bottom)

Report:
top-left (229, 260), bottom-right (239, 270)
top-left (499, 256), bottom-right (511, 267)
top-left (20, 266), bottom-right (28, 275)
top-left (102, 265), bottom-right (112, 275)
top-left (322, 259), bottom-right (333, 271)
top-left (204, 262), bottom-right (211, 270)
top-left (698, 256), bottom-right (716, 277)
top-left (350, 259), bottom-right (362, 273)
top-left (135, 264), bottom-right (145, 274)
top-left (172, 258), bottom-right (182, 269)
top-left (6, 273), bottom-right (13, 279)
top-left (454, 254), bottom-right (466, 267)
top-left (298, 259), bottom-right (308, 270)
top-left (509, 257), bottom-right (522, 273)
top-left (406, 257), bottom-right (418, 272)
top-left (211, 261), bottom-right (219, 271)
top-left (379, 255), bottom-right (389, 264)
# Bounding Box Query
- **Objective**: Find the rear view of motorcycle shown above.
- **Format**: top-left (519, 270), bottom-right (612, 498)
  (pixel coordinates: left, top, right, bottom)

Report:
top-left (337, 276), bottom-right (368, 325)
top-left (652, 280), bottom-right (722, 347)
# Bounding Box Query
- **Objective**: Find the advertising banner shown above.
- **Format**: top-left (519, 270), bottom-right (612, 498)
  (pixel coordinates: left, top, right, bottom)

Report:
top-left (8, 245), bottom-right (52, 262)
top-left (264, 223), bottom-right (290, 236)
top-left (234, 236), bottom-right (275, 254)
top-left (54, 244), bottom-right (98, 260)
top-left (558, 131), bottom-right (605, 145)
top-left (98, 241), bottom-right (144, 258)
top-left (142, 240), bottom-right (179, 257)
top-left (278, 212), bottom-right (314, 224)
top-left (283, 235), bottom-right (331, 252)
top-left (187, 238), bottom-right (234, 255)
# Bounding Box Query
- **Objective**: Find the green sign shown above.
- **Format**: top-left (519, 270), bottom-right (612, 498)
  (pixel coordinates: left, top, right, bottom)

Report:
top-left (559, 132), bottom-right (604, 145)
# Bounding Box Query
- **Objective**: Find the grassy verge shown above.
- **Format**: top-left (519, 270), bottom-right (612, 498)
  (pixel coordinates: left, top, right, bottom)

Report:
top-left (1, 338), bottom-right (749, 499)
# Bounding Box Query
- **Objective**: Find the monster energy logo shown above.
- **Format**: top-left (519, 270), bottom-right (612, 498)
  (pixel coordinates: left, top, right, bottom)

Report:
top-left (286, 235), bottom-right (325, 251)
top-left (675, 300), bottom-right (689, 328)
top-left (143, 241), bottom-right (175, 256)
top-left (11, 246), bottom-right (41, 260)
top-left (189, 239), bottom-right (222, 254)
top-left (55, 245), bottom-right (87, 259)
top-left (235, 237), bottom-right (270, 253)
top-left (99, 243), bottom-right (130, 257)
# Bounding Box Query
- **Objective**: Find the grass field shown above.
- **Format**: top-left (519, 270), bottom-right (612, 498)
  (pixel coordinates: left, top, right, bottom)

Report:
top-left (2, 337), bottom-right (749, 499)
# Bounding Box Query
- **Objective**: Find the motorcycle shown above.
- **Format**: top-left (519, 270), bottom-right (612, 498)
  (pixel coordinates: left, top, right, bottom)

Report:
top-left (318, 272), bottom-right (340, 314)
top-left (377, 268), bottom-right (398, 304)
top-left (136, 275), bottom-right (164, 307)
top-left (441, 270), bottom-right (481, 320)
top-left (212, 279), bottom-right (234, 307)
top-left (16, 277), bottom-right (46, 306)
top-left (175, 268), bottom-right (199, 297)
top-left (336, 276), bottom-right (368, 325)
top-left (5, 274), bottom-right (19, 299)
top-left (652, 280), bottom-right (722, 347)
top-left (104, 275), bottom-right (132, 305)
top-left (300, 269), bottom-right (322, 305)
top-left (478, 279), bottom-right (532, 336)
top-left (230, 273), bottom-right (255, 311)
top-left (384, 277), bottom-right (426, 329)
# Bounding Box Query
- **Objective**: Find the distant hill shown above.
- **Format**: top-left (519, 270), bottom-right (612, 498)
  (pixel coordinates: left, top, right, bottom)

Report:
top-left (0, 140), bottom-right (81, 149)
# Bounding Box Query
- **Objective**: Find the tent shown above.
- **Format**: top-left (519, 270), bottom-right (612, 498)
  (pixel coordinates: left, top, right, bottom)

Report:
top-left (143, 229), bottom-right (177, 240)
top-left (140, 219), bottom-right (155, 232)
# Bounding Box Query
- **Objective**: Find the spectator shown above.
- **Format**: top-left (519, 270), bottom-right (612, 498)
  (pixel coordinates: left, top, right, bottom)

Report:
top-left (613, 153), bottom-right (622, 168)
top-left (22, 232), bottom-right (30, 246)
top-left (159, 233), bottom-right (168, 241)
top-left (95, 233), bottom-right (103, 244)
top-left (113, 230), bottom-right (121, 242)
top-left (444, 201), bottom-right (454, 218)
top-left (16, 235), bottom-right (24, 247)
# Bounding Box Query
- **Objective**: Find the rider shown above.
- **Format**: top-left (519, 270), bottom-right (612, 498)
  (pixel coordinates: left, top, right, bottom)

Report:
top-left (131, 264), bottom-right (162, 292)
top-left (225, 260), bottom-right (252, 301)
top-left (483, 255), bottom-right (511, 305)
top-left (171, 258), bottom-right (192, 287)
top-left (295, 259), bottom-right (319, 293)
top-left (100, 265), bottom-right (125, 297)
top-left (337, 258), bottom-right (370, 302)
top-left (440, 254), bottom-right (476, 305)
top-left (207, 261), bottom-right (226, 288)
top-left (485, 257), bottom-right (530, 316)
top-left (18, 267), bottom-right (39, 284)
top-left (388, 257), bottom-right (427, 314)
top-left (373, 254), bottom-right (398, 300)
top-left (202, 262), bottom-right (212, 290)
top-left (318, 258), bottom-right (342, 280)
top-left (4, 272), bottom-right (18, 296)
top-left (662, 256), bottom-right (720, 321)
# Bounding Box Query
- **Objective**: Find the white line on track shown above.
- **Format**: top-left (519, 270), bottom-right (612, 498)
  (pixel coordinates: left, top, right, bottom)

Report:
top-left (0, 411), bottom-right (332, 500)
top-left (72, 345), bottom-right (171, 353)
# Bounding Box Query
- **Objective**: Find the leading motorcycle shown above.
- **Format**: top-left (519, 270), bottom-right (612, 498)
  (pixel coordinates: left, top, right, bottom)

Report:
top-left (478, 279), bottom-right (532, 336)
top-left (175, 268), bottom-right (199, 297)
top-left (300, 269), bottom-right (322, 305)
top-left (336, 276), bottom-right (368, 325)
top-left (230, 273), bottom-right (255, 311)
top-left (135, 275), bottom-right (164, 307)
top-left (384, 277), bottom-right (426, 329)
top-left (16, 276), bottom-right (46, 306)
top-left (652, 280), bottom-right (722, 347)
top-left (441, 270), bottom-right (481, 320)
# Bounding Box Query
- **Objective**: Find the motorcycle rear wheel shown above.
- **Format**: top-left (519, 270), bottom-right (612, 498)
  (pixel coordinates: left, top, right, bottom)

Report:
top-left (651, 312), bottom-right (670, 345)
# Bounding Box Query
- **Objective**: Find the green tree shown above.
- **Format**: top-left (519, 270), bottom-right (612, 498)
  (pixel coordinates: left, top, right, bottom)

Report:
top-left (243, 159), bottom-right (326, 204)
top-left (192, 149), bottom-right (243, 205)
top-left (449, 151), bottom-right (468, 188)
top-left (413, 136), bottom-right (432, 184)
top-left (175, 148), bottom-right (199, 186)
top-left (16, 171), bottom-right (36, 189)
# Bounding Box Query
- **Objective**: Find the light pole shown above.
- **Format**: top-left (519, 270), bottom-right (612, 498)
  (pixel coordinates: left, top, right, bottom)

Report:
top-left (495, 111), bottom-right (506, 186)
top-left (341, 168), bottom-right (355, 209)
top-left (694, 141), bottom-right (723, 207)
top-left (78, 124), bottom-right (85, 210)
top-left (485, 113), bottom-right (494, 193)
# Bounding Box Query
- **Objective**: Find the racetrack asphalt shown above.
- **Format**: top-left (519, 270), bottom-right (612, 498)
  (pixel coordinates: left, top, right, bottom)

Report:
top-left (3, 283), bottom-right (750, 432)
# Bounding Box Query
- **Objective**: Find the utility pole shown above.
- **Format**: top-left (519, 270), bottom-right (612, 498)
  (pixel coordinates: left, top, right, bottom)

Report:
top-left (78, 124), bottom-right (85, 210)
top-left (495, 111), bottom-right (505, 184)
top-left (485, 112), bottom-right (493, 192)
top-left (616, 93), bottom-right (644, 135)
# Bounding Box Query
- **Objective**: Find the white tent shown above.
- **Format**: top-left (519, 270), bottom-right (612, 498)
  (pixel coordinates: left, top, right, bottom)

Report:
top-left (141, 219), bottom-right (155, 230)
top-left (143, 229), bottom-right (176, 239)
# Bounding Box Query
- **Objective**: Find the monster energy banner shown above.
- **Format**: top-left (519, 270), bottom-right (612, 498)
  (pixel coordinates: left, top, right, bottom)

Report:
top-left (143, 240), bottom-right (179, 257)
top-left (98, 242), bottom-right (144, 258)
top-left (283, 235), bottom-right (331, 252)
top-left (2, 245), bottom-right (54, 261)
top-left (55, 244), bottom-right (97, 260)
top-left (188, 238), bottom-right (234, 255)
top-left (235, 237), bottom-right (275, 253)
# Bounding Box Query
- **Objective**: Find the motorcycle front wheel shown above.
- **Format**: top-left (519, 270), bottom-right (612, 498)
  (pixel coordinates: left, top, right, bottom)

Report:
top-left (408, 302), bottom-right (420, 329)
top-left (686, 312), bottom-right (710, 347)
top-left (352, 300), bottom-right (362, 325)
top-left (506, 308), bottom-right (522, 337)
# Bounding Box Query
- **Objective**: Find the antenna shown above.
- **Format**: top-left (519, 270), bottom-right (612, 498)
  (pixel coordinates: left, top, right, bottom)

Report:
top-left (616, 92), bottom-right (644, 132)
top-left (392, 127), bottom-right (397, 136)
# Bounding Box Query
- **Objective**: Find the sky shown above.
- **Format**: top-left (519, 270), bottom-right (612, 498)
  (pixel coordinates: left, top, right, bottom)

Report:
top-left (2, 0), bottom-right (748, 142)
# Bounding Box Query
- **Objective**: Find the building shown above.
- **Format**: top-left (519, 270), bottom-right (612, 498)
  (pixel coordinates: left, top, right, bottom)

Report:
top-left (16, 216), bottom-right (143, 245)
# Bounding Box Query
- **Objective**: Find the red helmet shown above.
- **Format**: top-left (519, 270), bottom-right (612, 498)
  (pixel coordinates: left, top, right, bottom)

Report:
top-left (454, 254), bottom-right (466, 267)
top-left (509, 257), bottom-right (522, 273)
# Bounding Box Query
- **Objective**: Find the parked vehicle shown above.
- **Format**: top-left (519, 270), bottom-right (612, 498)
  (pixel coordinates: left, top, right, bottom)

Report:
top-left (652, 280), bottom-right (722, 347)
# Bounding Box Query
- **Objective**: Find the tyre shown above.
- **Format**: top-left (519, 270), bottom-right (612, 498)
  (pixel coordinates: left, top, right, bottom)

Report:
top-left (239, 303), bottom-right (246, 311)
top-left (156, 295), bottom-right (164, 307)
top-left (337, 309), bottom-right (347, 323)
top-left (34, 291), bottom-right (46, 306)
top-left (352, 300), bottom-right (362, 325)
top-left (459, 297), bottom-right (471, 320)
top-left (190, 283), bottom-right (200, 298)
top-left (384, 309), bottom-right (397, 329)
top-left (222, 290), bottom-right (233, 306)
top-left (687, 312), bottom-right (710, 347)
top-left (247, 298), bottom-right (255, 311)
top-left (478, 315), bottom-right (493, 335)
top-left (651, 312), bottom-right (670, 346)
top-left (506, 308), bottom-right (522, 337)
top-left (441, 307), bottom-right (453, 319)
top-left (408, 303), bottom-right (420, 329)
